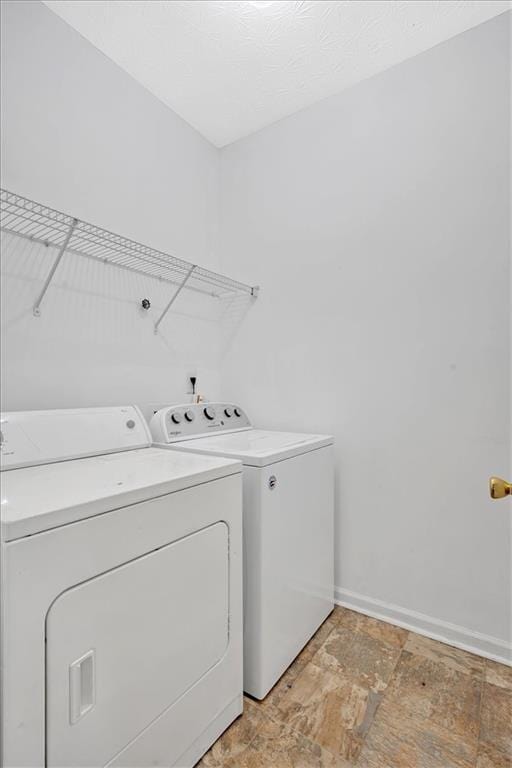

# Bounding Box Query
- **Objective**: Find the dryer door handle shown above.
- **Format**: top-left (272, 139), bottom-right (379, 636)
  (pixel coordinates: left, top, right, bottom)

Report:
top-left (69, 649), bottom-right (95, 724)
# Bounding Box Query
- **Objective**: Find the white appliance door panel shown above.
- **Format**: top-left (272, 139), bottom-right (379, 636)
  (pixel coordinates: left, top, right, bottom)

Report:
top-left (243, 446), bottom-right (334, 698)
top-left (46, 522), bottom-right (229, 767)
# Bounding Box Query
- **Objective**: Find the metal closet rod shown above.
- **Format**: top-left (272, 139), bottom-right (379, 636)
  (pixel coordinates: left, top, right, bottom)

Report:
top-left (0, 188), bottom-right (259, 328)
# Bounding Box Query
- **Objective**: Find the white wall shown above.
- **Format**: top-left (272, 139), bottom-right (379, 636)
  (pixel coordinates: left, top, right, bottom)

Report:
top-left (219, 13), bottom-right (511, 661)
top-left (1, 1), bottom-right (510, 661)
top-left (1, 0), bottom-right (221, 411)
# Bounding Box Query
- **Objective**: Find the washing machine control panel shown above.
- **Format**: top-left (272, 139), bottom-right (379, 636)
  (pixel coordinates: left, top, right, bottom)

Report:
top-left (150, 403), bottom-right (251, 443)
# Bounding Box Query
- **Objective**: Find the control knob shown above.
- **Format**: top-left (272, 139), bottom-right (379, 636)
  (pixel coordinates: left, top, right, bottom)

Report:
top-left (171, 412), bottom-right (182, 424)
top-left (224, 407), bottom-right (233, 417)
top-left (184, 410), bottom-right (195, 422)
top-left (234, 408), bottom-right (242, 417)
top-left (204, 406), bottom-right (216, 420)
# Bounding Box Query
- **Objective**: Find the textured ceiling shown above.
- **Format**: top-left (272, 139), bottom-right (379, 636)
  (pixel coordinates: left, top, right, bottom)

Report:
top-left (43, 0), bottom-right (511, 147)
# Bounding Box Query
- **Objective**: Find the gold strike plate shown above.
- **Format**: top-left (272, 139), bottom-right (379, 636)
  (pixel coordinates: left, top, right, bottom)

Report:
top-left (489, 477), bottom-right (512, 499)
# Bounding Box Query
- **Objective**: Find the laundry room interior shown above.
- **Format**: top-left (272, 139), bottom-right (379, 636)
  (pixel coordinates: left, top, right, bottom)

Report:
top-left (0, 1), bottom-right (511, 767)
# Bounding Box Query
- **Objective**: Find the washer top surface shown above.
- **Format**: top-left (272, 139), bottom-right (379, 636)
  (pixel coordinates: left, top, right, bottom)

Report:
top-left (149, 403), bottom-right (333, 467)
top-left (1, 407), bottom-right (241, 541)
top-left (160, 430), bottom-right (332, 467)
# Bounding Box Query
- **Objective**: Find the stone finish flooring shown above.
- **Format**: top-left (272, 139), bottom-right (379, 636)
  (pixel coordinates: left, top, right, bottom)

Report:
top-left (198, 606), bottom-right (512, 768)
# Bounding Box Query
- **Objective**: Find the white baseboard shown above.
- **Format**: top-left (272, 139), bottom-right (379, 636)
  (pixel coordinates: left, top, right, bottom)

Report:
top-left (334, 586), bottom-right (512, 667)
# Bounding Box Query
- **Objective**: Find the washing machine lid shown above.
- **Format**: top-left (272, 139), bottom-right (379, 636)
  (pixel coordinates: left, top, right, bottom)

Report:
top-left (1, 447), bottom-right (241, 541)
top-left (163, 429), bottom-right (333, 467)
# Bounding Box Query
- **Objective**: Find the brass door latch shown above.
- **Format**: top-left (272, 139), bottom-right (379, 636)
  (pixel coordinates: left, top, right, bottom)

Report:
top-left (489, 477), bottom-right (512, 499)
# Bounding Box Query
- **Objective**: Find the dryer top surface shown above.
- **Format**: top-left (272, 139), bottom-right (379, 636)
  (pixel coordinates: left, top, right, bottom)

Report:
top-left (1, 446), bottom-right (240, 541)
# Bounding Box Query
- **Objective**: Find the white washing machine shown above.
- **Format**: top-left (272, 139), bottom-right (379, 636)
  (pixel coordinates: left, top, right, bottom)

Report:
top-left (0, 406), bottom-right (243, 768)
top-left (149, 403), bottom-right (334, 700)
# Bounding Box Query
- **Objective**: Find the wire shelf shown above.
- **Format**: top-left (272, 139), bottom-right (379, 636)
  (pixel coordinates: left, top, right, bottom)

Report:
top-left (0, 189), bottom-right (258, 324)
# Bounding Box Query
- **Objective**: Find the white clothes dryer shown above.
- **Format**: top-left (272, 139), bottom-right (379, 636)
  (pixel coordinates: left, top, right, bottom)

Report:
top-left (0, 406), bottom-right (243, 768)
top-left (149, 403), bottom-right (334, 700)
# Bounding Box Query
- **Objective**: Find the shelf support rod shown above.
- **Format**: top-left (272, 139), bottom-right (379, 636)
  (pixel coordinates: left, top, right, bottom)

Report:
top-left (33, 218), bottom-right (78, 316)
top-left (154, 264), bottom-right (196, 333)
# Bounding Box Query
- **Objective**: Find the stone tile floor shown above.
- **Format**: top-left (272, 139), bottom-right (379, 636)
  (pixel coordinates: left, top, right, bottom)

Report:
top-left (198, 606), bottom-right (512, 768)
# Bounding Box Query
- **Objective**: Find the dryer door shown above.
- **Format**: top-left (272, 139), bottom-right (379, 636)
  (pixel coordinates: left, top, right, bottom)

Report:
top-left (46, 521), bottom-right (229, 767)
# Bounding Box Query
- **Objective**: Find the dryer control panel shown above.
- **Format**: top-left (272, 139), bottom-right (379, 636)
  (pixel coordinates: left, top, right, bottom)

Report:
top-left (0, 406), bottom-right (151, 471)
top-left (150, 403), bottom-right (251, 444)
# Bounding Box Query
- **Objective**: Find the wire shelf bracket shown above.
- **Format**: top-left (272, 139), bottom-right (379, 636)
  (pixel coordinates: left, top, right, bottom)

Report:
top-left (0, 188), bottom-right (259, 324)
top-left (154, 263), bottom-right (196, 334)
top-left (32, 217), bottom-right (78, 316)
